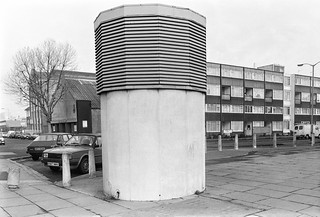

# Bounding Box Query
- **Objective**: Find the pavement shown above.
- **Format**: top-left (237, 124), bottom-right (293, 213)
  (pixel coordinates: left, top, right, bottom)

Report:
top-left (0, 146), bottom-right (319, 217)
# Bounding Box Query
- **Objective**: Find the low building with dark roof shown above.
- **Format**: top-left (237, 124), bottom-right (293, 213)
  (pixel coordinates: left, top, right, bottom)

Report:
top-left (29, 70), bottom-right (101, 134)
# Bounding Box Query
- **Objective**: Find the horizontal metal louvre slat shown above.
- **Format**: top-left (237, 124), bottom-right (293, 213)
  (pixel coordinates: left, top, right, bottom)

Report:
top-left (95, 14), bottom-right (206, 94)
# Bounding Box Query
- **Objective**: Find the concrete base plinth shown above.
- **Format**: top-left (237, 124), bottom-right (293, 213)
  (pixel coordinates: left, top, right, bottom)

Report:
top-left (101, 89), bottom-right (205, 201)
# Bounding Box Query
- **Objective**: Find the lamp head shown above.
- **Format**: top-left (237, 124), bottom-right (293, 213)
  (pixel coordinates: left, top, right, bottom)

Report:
top-left (297, 64), bottom-right (304, 67)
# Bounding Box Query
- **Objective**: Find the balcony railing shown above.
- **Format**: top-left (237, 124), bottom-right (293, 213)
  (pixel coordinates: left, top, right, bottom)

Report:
top-left (265, 97), bottom-right (272, 103)
top-left (295, 99), bottom-right (301, 104)
top-left (245, 96), bottom-right (253, 101)
top-left (221, 94), bottom-right (231, 100)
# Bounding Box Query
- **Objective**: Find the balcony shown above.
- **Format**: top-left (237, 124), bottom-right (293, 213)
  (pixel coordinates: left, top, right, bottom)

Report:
top-left (245, 95), bottom-right (253, 101)
top-left (221, 94), bottom-right (231, 100)
top-left (295, 99), bottom-right (301, 104)
top-left (265, 97), bottom-right (272, 103)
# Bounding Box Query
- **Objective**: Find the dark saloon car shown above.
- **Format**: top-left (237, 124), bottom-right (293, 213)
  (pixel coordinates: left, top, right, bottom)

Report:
top-left (41, 134), bottom-right (102, 174)
top-left (26, 133), bottom-right (72, 161)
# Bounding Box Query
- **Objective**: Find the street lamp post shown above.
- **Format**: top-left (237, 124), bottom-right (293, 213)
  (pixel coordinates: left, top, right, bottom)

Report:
top-left (298, 61), bottom-right (320, 146)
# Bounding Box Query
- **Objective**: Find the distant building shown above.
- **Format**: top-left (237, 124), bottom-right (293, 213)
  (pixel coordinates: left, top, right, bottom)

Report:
top-left (206, 62), bottom-right (284, 137)
top-left (290, 74), bottom-right (320, 126)
top-left (0, 119), bottom-right (25, 132)
top-left (29, 70), bottom-right (100, 134)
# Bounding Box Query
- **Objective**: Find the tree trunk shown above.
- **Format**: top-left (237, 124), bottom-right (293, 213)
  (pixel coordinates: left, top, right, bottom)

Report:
top-left (47, 120), bottom-right (52, 133)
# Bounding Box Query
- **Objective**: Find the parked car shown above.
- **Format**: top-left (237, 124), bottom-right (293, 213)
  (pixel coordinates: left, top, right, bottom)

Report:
top-left (0, 132), bottom-right (7, 138)
top-left (21, 132), bottom-right (31, 140)
top-left (30, 133), bottom-right (39, 140)
top-left (0, 136), bottom-right (5, 145)
top-left (26, 133), bottom-right (72, 161)
top-left (41, 134), bottom-right (102, 174)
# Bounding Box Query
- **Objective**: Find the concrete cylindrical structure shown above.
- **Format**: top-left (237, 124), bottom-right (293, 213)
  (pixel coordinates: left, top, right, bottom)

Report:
top-left (95, 4), bottom-right (206, 201)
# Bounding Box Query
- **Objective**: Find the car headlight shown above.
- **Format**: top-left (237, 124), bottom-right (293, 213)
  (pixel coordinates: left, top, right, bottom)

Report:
top-left (43, 153), bottom-right (48, 158)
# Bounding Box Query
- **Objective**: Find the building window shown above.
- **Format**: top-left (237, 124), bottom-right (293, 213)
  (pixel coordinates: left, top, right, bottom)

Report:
top-left (221, 65), bottom-right (243, 79)
top-left (295, 107), bottom-right (310, 115)
top-left (253, 121), bottom-right (264, 127)
top-left (253, 106), bottom-right (264, 114)
top-left (253, 88), bottom-right (264, 99)
top-left (231, 121), bottom-right (243, 132)
top-left (272, 107), bottom-right (283, 114)
top-left (206, 121), bottom-right (220, 132)
top-left (284, 90), bottom-right (291, 101)
top-left (244, 68), bottom-right (264, 81)
top-left (265, 72), bottom-right (283, 83)
top-left (206, 104), bottom-right (220, 113)
top-left (207, 63), bottom-right (220, 76)
top-left (245, 105), bottom-right (253, 113)
top-left (273, 90), bottom-right (283, 100)
top-left (231, 86), bottom-right (243, 98)
top-left (301, 92), bottom-right (310, 102)
top-left (295, 77), bottom-right (310, 86)
top-left (207, 84), bottom-right (220, 96)
top-left (284, 76), bottom-right (290, 86)
top-left (272, 121), bottom-right (283, 131)
top-left (245, 105), bottom-right (264, 114)
top-left (222, 104), bottom-right (243, 113)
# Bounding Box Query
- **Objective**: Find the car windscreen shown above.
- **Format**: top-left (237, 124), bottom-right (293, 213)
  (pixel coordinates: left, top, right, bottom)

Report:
top-left (65, 136), bottom-right (95, 146)
top-left (34, 134), bottom-right (58, 141)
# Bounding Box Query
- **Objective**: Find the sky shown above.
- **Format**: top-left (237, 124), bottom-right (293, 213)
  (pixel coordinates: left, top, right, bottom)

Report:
top-left (1, 0), bottom-right (320, 119)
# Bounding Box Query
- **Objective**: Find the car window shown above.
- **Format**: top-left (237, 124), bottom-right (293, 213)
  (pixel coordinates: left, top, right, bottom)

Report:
top-left (294, 126), bottom-right (298, 130)
top-left (66, 135), bottom-right (94, 146)
top-left (299, 126), bottom-right (303, 130)
top-left (35, 134), bottom-right (58, 141)
top-left (63, 135), bottom-right (69, 142)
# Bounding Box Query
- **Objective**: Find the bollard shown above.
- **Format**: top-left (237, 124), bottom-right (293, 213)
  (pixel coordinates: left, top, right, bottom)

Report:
top-left (293, 134), bottom-right (297, 147)
top-left (273, 133), bottom-right (277, 148)
top-left (218, 135), bottom-right (222, 151)
top-left (88, 148), bottom-right (96, 178)
top-left (234, 134), bottom-right (239, 150)
top-left (62, 152), bottom-right (71, 187)
top-left (311, 133), bottom-right (315, 147)
top-left (253, 134), bottom-right (257, 149)
top-left (7, 168), bottom-right (20, 189)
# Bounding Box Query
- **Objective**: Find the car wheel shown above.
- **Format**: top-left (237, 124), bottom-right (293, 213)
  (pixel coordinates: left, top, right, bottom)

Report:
top-left (32, 155), bottom-right (39, 161)
top-left (78, 157), bottom-right (89, 174)
top-left (49, 166), bottom-right (60, 172)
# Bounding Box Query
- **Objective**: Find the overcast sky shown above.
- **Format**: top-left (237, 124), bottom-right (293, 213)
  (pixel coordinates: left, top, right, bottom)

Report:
top-left (1, 0), bottom-right (320, 118)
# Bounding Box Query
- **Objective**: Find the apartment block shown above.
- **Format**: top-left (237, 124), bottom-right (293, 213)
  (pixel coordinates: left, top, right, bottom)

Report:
top-left (290, 74), bottom-right (320, 126)
top-left (205, 62), bottom-right (284, 138)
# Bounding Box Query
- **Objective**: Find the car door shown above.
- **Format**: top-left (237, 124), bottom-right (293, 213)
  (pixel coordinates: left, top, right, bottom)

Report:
top-left (94, 137), bottom-right (102, 164)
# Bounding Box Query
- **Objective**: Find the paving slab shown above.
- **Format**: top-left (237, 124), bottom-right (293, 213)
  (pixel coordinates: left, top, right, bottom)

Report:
top-left (293, 189), bottom-right (320, 198)
top-left (255, 208), bottom-right (301, 217)
top-left (3, 204), bottom-right (46, 217)
top-left (222, 191), bottom-right (267, 203)
top-left (282, 194), bottom-right (320, 206)
top-left (50, 206), bottom-right (97, 217)
top-left (259, 183), bottom-right (301, 193)
top-left (85, 202), bottom-right (129, 216)
top-left (246, 188), bottom-right (291, 198)
top-left (0, 197), bottom-right (32, 208)
top-left (23, 193), bottom-right (59, 202)
top-left (36, 197), bottom-right (75, 211)
top-left (218, 183), bottom-right (256, 192)
top-left (67, 195), bottom-right (107, 207)
top-left (299, 206), bottom-right (320, 216)
top-left (255, 198), bottom-right (310, 212)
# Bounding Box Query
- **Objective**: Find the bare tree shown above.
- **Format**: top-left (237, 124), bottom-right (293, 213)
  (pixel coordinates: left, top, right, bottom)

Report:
top-left (5, 39), bottom-right (77, 133)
